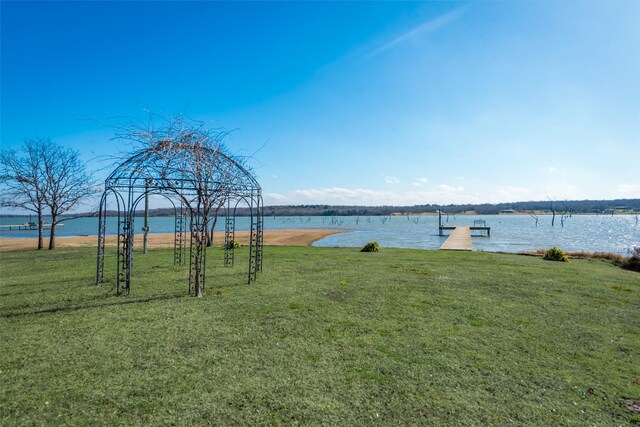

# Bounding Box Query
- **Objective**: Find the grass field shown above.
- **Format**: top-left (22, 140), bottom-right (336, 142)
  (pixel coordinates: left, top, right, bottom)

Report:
top-left (1, 245), bottom-right (639, 425)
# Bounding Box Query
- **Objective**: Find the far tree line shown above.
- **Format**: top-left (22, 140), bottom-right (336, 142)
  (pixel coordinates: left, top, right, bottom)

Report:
top-left (76, 198), bottom-right (640, 218)
top-left (1, 138), bottom-right (95, 250)
top-left (228, 199), bottom-right (640, 217)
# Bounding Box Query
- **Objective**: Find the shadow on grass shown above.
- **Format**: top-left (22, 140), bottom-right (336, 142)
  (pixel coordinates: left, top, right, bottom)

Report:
top-left (1, 292), bottom-right (188, 318)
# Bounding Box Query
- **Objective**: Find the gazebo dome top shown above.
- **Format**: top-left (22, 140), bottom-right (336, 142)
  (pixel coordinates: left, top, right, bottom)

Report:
top-left (105, 141), bottom-right (260, 195)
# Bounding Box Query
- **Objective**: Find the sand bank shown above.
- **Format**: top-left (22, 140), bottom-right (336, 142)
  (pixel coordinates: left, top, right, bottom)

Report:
top-left (0, 229), bottom-right (345, 252)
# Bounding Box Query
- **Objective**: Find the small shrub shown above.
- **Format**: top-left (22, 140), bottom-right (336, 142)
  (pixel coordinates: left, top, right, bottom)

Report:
top-left (543, 246), bottom-right (570, 262)
top-left (225, 240), bottom-right (240, 249)
top-left (361, 241), bottom-right (380, 252)
top-left (622, 246), bottom-right (640, 272)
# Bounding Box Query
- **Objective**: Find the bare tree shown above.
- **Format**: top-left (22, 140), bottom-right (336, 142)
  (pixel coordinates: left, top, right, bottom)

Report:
top-left (115, 115), bottom-right (254, 296)
top-left (547, 197), bottom-right (556, 226)
top-left (560, 201), bottom-right (573, 227)
top-left (40, 142), bottom-right (96, 249)
top-left (0, 140), bottom-right (47, 249)
top-left (530, 214), bottom-right (539, 227)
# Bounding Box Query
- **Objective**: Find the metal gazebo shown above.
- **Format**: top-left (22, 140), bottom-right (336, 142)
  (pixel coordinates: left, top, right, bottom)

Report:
top-left (95, 140), bottom-right (263, 296)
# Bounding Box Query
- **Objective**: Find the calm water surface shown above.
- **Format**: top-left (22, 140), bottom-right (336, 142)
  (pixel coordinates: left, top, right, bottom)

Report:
top-left (1, 214), bottom-right (638, 255)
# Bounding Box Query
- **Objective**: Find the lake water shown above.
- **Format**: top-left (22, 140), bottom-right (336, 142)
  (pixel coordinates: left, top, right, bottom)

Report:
top-left (1, 214), bottom-right (638, 255)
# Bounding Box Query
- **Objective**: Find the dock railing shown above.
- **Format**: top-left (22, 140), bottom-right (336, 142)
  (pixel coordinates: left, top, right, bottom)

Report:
top-left (438, 210), bottom-right (490, 237)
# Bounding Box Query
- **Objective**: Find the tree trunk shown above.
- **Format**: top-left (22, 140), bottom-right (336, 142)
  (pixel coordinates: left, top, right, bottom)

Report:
top-left (208, 215), bottom-right (220, 247)
top-left (194, 266), bottom-right (203, 297)
top-left (48, 214), bottom-right (57, 250)
top-left (205, 218), bottom-right (212, 247)
top-left (37, 211), bottom-right (43, 250)
top-left (194, 231), bottom-right (204, 297)
top-left (206, 205), bottom-right (222, 247)
top-left (548, 199), bottom-right (556, 227)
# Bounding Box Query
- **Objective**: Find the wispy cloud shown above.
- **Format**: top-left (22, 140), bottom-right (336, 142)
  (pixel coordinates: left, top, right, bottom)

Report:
top-left (292, 187), bottom-right (398, 205)
top-left (615, 183), bottom-right (640, 197)
top-left (264, 192), bottom-right (287, 203)
top-left (385, 176), bottom-right (400, 184)
top-left (269, 185), bottom-right (479, 206)
top-left (495, 186), bottom-right (530, 200)
top-left (368, 7), bottom-right (466, 58)
top-left (412, 177), bottom-right (428, 187)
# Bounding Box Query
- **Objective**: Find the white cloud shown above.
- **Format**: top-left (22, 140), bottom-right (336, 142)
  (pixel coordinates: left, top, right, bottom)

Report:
top-left (385, 176), bottom-right (400, 184)
top-left (264, 178), bottom-right (633, 206)
top-left (436, 184), bottom-right (464, 193)
top-left (548, 166), bottom-right (557, 173)
top-left (495, 186), bottom-right (530, 201)
top-left (263, 192), bottom-right (287, 204)
top-left (614, 183), bottom-right (640, 198)
top-left (269, 184), bottom-right (480, 206)
top-left (292, 187), bottom-right (396, 205)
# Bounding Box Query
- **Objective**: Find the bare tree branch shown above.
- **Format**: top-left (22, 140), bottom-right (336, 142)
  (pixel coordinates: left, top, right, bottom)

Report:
top-left (111, 114), bottom-right (259, 296)
top-left (560, 201), bottom-right (573, 227)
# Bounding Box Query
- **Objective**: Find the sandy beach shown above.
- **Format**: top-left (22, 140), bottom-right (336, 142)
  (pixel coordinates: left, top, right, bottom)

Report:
top-left (0, 229), bottom-right (345, 252)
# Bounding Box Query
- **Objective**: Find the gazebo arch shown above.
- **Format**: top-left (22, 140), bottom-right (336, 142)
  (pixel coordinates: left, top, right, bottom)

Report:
top-left (95, 138), bottom-right (263, 296)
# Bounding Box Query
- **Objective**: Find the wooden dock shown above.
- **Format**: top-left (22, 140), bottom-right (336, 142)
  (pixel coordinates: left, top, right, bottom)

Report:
top-left (437, 211), bottom-right (490, 251)
top-left (0, 223), bottom-right (62, 231)
top-left (440, 226), bottom-right (473, 251)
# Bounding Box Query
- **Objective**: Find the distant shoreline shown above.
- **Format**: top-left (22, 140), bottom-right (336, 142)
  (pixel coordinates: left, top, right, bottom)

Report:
top-left (1, 211), bottom-right (638, 219)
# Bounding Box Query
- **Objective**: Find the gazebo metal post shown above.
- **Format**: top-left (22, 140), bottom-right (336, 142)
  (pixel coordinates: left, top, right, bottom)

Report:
top-left (188, 208), bottom-right (207, 296)
top-left (117, 187), bottom-right (135, 295)
top-left (248, 195), bottom-right (257, 284)
top-left (142, 180), bottom-right (150, 254)
top-left (96, 192), bottom-right (108, 284)
top-left (174, 200), bottom-right (186, 265)
top-left (256, 193), bottom-right (264, 273)
top-left (224, 200), bottom-right (235, 267)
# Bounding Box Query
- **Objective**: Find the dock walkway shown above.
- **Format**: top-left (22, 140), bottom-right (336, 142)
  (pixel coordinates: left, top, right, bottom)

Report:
top-left (0, 223), bottom-right (62, 232)
top-left (439, 226), bottom-right (473, 251)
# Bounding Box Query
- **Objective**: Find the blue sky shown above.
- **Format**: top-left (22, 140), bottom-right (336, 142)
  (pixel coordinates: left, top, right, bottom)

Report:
top-left (2, 1), bottom-right (639, 207)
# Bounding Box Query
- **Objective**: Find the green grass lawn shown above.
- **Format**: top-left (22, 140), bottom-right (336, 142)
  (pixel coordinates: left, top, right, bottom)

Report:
top-left (1, 246), bottom-right (639, 425)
